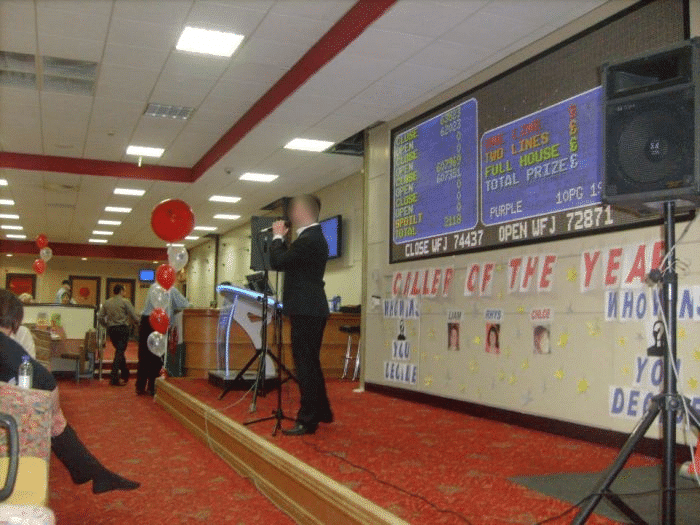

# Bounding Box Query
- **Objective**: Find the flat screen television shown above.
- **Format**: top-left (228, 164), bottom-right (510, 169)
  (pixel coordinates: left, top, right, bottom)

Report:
top-left (320, 215), bottom-right (342, 260)
top-left (139, 269), bottom-right (155, 282)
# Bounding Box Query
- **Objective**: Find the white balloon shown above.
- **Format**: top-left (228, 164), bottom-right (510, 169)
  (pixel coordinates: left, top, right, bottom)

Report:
top-left (167, 245), bottom-right (189, 272)
top-left (147, 331), bottom-right (166, 357)
top-left (151, 283), bottom-right (170, 310)
top-left (39, 247), bottom-right (53, 262)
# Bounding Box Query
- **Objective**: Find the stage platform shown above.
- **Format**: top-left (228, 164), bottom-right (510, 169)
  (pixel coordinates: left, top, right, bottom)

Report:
top-left (155, 378), bottom-right (662, 524)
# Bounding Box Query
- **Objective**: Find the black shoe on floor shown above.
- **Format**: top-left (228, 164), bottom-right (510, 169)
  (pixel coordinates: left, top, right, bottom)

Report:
top-left (109, 380), bottom-right (127, 387)
top-left (282, 423), bottom-right (316, 436)
top-left (318, 411), bottom-right (334, 423)
top-left (93, 471), bottom-right (141, 494)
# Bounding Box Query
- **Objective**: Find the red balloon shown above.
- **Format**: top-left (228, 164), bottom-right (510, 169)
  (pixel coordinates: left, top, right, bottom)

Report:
top-left (35, 234), bottom-right (49, 249)
top-left (79, 287), bottom-right (90, 299)
top-left (149, 308), bottom-right (169, 334)
top-left (32, 258), bottom-right (46, 274)
top-left (156, 264), bottom-right (176, 290)
top-left (151, 199), bottom-right (195, 242)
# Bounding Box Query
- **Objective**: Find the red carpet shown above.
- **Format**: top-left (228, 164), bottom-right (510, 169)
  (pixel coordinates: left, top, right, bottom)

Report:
top-left (169, 378), bottom-right (660, 525)
top-left (49, 378), bottom-right (294, 525)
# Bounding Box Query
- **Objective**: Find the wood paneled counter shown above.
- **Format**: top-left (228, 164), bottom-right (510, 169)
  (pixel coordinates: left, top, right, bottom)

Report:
top-left (181, 308), bottom-right (361, 379)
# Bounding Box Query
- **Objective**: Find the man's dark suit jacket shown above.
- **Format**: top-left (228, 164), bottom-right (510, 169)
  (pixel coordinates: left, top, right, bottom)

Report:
top-left (269, 224), bottom-right (330, 318)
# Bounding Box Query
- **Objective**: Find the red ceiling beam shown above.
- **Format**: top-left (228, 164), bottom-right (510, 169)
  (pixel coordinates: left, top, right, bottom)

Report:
top-left (0, 240), bottom-right (168, 261)
top-left (0, 151), bottom-right (193, 183)
top-left (191, 0), bottom-right (398, 180)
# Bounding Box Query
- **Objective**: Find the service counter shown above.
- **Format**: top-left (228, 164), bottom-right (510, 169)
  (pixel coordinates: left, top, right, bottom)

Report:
top-left (179, 308), bottom-right (361, 379)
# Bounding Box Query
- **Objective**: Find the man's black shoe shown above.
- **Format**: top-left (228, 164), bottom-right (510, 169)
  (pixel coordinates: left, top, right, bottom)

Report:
top-left (109, 379), bottom-right (127, 387)
top-left (282, 423), bottom-right (316, 436)
top-left (318, 412), bottom-right (334, 423)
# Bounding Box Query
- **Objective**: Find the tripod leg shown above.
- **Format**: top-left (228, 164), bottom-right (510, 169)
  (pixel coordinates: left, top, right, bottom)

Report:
top-left (219, 350), bottom-right (262, 400)
top-left (572, 399), bottom-right (661, 525)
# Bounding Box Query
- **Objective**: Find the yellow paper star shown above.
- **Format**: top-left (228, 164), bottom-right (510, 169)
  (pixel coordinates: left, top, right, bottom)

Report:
top-left (621, 366), bottom-right (631, 377)
top-left (459, 384), bottom-right (467, 393)
top-left (517, 306), bottom-right (525, 314)
top-left (557, 333), bottom-right (569, 348)
top-left (688, 377), bottom-right (698, 391)
top-left (428, 329), bottom-right (435, 338)
top-left (566, 268), bottom-right (577, 282)
top-left (587, 321), bottom-right (601, 337)
top-left (521, 359), bottom-right (530, 370)
top-left (420, 352), bottom-right (428, 360)
top-left (617, 337), bottom-right (626, 347)
top-left (508, 374), bottom-right (517, 385)
top-left (694, 349), bottom-right (700, 361)
top-left (678, 327), bottom-right (687, 340)
top-left (504, 347), bottom-right (512, 357)
top-left (498, 369), bottom-right (506, 381)
top-left (384, 340), bottom-right (389, 348)
top-left (497, 292), bottom-right (503, 300)
top-left (468, 360), bottom-right (479, 372)
top-left (554, 369), bottom-right (565, 380)
top-left (496, 264), bottom-right (504, 272)
top-left (473, 335), bottom-right (481, 345)
top-left (424, 306), bottom-right (432, 314)
top-left (410, 328), bottom-right (417, 337)
top-left (423, 375), bottom-right (433, 387)
top-left (433, 354), bottom-right (443, 361)
top-left (577, 379), bottom-right (589, 393)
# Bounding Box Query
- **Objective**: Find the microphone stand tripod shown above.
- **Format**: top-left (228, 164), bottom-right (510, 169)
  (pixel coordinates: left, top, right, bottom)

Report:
top-left (572, 202), bottom-right (700, 525)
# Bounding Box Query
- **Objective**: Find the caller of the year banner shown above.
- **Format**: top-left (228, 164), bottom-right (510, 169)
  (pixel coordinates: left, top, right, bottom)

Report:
top-left (392, 98), bottom-right (479, 253)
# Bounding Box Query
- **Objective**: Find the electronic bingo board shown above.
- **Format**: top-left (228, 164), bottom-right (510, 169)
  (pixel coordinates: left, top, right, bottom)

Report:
top-left (390, 86), bottom-right (651, 263)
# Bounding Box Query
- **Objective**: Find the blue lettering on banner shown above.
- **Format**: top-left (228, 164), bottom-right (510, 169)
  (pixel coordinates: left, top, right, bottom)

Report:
top-left (610, 387), bottom-right (697, 423)
top-left (383, 298), bottom-right (420, 319)
top-left (392, 341), bottom-right (411, 361)
top-left (383, 361), bottom-right (418, 385)
top-left (605, 287), bottom-right (700, 322)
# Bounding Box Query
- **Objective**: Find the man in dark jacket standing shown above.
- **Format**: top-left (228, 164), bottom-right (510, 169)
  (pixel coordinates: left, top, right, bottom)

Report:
top-left (270, 195), bottom-right (333, 435)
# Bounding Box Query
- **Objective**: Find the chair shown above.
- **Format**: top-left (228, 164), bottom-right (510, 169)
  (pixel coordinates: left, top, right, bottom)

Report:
top-left (339, 325), bottom-right (361, 380)
top-left (60, 330), bottom-right (95, 384)
top-left (30, 329), bottom-right (51, 372)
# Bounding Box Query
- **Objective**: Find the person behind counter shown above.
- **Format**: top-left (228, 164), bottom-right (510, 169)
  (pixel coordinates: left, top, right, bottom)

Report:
top-left (270, 194), bottom-right (333, 436)
top-left (55, 279), bottom-right (71, 304)
top-left (0, 289), bottom-right (140, 494)
top-left (136, 273), bottom-right (189, 396)
top-left (98, 285), bottom-right (139, 387)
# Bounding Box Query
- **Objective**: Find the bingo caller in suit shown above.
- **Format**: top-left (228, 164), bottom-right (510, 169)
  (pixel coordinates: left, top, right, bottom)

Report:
top-left (270, 195), bottom-right (333, 435)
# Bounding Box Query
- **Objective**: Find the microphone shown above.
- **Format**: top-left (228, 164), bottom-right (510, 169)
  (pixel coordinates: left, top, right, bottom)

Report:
top-left (260, 220), bottom-right (290, 233)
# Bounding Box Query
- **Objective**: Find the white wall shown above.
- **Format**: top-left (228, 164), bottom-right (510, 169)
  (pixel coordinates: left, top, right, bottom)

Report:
top-left (187, 171), bottom-right (364, 308)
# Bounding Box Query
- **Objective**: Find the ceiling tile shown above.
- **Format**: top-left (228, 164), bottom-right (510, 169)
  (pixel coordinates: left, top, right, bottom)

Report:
top-left (270, 1), bottom-right (354, 21)
top-left (95, 65), bottom-right (160, 101)
top-left (345, 28), bottom-right (433, 62)
top-left (111, 0), bottom-right (192, 26)
top-left (407, 39), bottom-right (493, 71)
top-left (252, 13), bottom-right (332, 46)
top-left (372, 0), bottom-right (488, 38)
top-left (185, 1), bottom-right (268, 34)
top-left (37, 34), bottom-right (104, 62)
top-left (102, 42), bottom-right (170, 71)
top-left (234, 36), bottom-right (308, 68)
top-left (442, 11), bottom-right (539, 49)
top-left (108, 17), bottom-right (181, 51)
top-left (36, 6), bottom-right (110, 42)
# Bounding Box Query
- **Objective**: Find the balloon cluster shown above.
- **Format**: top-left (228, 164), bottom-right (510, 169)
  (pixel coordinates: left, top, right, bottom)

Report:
top-left (32, 234), bottom-right (53, 274)
top-left (146, 199), bottom-right (194, 357)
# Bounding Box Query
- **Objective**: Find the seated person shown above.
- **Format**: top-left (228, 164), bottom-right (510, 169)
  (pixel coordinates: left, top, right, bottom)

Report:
top-left (0, 288), bottom-right (140, 494)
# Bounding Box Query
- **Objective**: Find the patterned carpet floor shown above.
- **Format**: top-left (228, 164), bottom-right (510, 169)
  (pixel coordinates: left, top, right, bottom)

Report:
top-left (48, 378), bottom-right (294, 525)
top-left (169, 378), bottom-right (662, 525)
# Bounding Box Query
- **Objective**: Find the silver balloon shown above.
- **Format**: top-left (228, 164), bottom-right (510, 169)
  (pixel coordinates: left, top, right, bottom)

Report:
top-left (147, 331), bottom-right (166, 357)
top-left (150, 283), bottom-right (170, 310)
top-left (39, 247), bottom-right (53, 262)
top-left (167, 245), bottom-right (189, 272)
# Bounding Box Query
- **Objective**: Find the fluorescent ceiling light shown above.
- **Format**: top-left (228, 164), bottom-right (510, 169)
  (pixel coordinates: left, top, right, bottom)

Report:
top-left (0, 199), bottom-right (15, 206)
top-left (126, 145), bottom-right (164, 158)
top-left (5, 234), bottom-right (26, 239)
top-left (105, 206), bottom-right (131, 213)
top-left (98, 220), bottom-right (121, 226)
top-left (239, 173), bottom-right (278, 183)
top-left (284, 138), bottom-right (333, 152)
top-left (88, 238), bottom-right (108, 244)
top-left (114, 188), bottom-right (145, 196)
top-left (169, 243), bottom-right (185, 247)
top-left (209, 195), bottom-right (241, 203)
top-left (193, 226), bottom-right (216, 231)
top-left (1, 225), bottom-right (22, 230)
top-left (184, 236), bottom-right (200, 241)
top-left (0, 179), bottom-right (7, 186)
top-left (213, 214), bottom-right (240, 220)
top-left (0, 214), bottom-right (19, 219)
top-left (176, 26), bottom-right (244, 57)
top-left (92, 230), bottom-right (113, 236)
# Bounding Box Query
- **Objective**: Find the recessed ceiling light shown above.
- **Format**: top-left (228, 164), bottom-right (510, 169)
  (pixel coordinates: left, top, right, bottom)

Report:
top-left (126, 145), bottom-right (164, 158)
top-left (92, 230), bottom-right (113, 236)
top-left (88, 238), bottom-right (108, 244)
top-left (105, 206), bottom-right (131, 213)
top-left (0, 179), bottom-right (7, 186)
top-left (98, 220), bottom-right (121, 226)
top-left (6, 253), bottom-right (13, 257)
top-left (1, 225), bottom-right (22, 230)
top-left (81, 257), bottom-right (87, 261)
top-left (0, 214), bottom-right (19, 219)
top-left (0, 199), bottom-right (15, 206)
top-left (5, 234), bottom-right (25, 239)
top-left (193, 226), bottom-right (217, 231)
top-left (145, 103), bottom-right (194, 120)
top-left (114, 188), bottom-right (145, 196)
top-left (209, 195), bottom-right (241, 203)
top-left (239, 173), bottom-right (278, 183)
top-left (213, 214), bottom-right (240, 220)
top-left (152, 260), bottom-right (159, 264)
top-left (284, 138), bottom-right (333, 152)
top-left (184, 236), bottom-right (200, 241)
top-left (169, 243), bottom-right (185, 247)
top-left (176, 26), bottom-right (244, 57)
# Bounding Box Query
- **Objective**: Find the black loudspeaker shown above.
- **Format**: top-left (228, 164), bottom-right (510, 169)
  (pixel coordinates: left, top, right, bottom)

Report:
top-left (603, 38), bottom-right (700, 213)
top-left (250, 216), bottom-right (274, 271)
